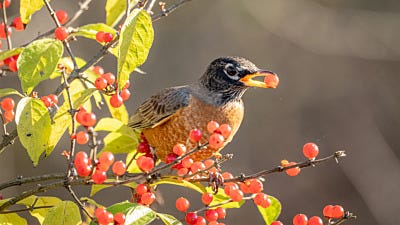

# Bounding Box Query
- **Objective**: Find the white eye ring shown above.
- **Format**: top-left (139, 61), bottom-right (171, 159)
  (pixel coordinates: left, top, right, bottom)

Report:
top-left (224, 63), bottom-right (240, 80)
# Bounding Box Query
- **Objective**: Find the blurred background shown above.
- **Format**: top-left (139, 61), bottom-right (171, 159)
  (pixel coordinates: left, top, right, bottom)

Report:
top-left (1, 0), bottom-right (400, 224)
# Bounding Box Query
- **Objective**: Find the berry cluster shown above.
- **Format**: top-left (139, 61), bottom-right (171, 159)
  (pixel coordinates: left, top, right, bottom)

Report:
top-left (2, 54), bottom-right (19, 72)
top-left (73, 151), bottom-right (126, 183)
top-left (95, 207), bottom-right (125, 225)
top-left (75, 106), bottom-right (97, 127)
top-left (92, 65), bottom-right (131, 108)
top-left (281, 142), bottom-right (320, 177)
top-left (0, 97), bottom-right (15, 123)
top-left (177, 198), bottom-right (226, 225)
top-left (132, 183), bottom-right (156, 206)
top-left (287, 204), bottom-right (345, 225)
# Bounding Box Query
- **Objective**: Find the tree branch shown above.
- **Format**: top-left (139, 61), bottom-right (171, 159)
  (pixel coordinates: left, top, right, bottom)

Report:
top-left (0, 173), bottom-right (65, 191)
top-left (151, 0), bottom-right (193, 22)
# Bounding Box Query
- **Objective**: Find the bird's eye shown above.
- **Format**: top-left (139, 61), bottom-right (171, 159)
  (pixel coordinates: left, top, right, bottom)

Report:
top-left (224, 64), bottom-right (239, 80)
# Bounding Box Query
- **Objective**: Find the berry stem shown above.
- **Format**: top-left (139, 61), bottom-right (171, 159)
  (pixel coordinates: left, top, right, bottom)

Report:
top-left (329, 211), bottom-right (357, 225)
top-left (1, 0), bottom-right (12, 50)
top-left (152, 0), bottom-right (194, 22)
top-left (0, 110), bottom-right (8, 136)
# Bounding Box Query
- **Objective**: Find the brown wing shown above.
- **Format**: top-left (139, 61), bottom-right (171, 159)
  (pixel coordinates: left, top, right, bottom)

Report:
top-left (128, 86), bottom-right (191, 129)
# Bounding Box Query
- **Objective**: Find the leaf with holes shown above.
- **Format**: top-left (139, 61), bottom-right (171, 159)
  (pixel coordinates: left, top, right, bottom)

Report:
top-left (117, 9), bottom-right (154, 90)
top-left (16, 97), bottom-right (52, 166)
top-left (17, 39), bottom-right (63, 95)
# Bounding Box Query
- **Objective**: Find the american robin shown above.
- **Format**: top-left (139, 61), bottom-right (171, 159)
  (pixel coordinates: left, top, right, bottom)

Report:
top-left (128, 56), bottom-right (277, 162)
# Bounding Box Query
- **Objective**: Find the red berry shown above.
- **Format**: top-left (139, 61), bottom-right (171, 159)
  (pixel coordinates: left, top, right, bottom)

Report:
top-left (124, 80), bottom-right (130, 89)
top-left (81, 112), bottom-right (97, 127)
top-left (95, 207), bottom-right (108, 224)
top-left (136, 183), bottom-right (148, 195)
top-left (229, 189), bottom-right (243, 202)
top-left (137, 142), bottom-right (150, 153)
top-left (112, 160), bottom-right (126, 176)
top-left (181, 157), bottom-right (194, 168)
top-left (302, 142), bottom-right (319, 159)
top-left (264, 74), bottom-right (279, 88)
top-left (185, 212), bottom-right (198, 225)
top-left (177, 167), bottom-right (188, 176)
top-left (76, 131), bottom-right (89, 145)
top-left (207, 121), bottom-right (219, 133)
top-left (201, 193), bottom-right (213, 205)
top-left (293, 214), bottom-right (308, 225)
top-left (209, 133), bottom-right (224, 149)
top-left (0, 23), bottom-right (11, 38)
top-left (11, 17), bottom-right (24, 31)
top-left (222, 172), bottom-right (233, 179)
top-left (248, 179), bottom-right (263, 193)
top-left (114, 212), bottom-right (126, 225)
top-left (175, 197), bottom-right (190, 212)
top-left (323, 205), bottom-right (334, 218)
top-left (284, 161), bottom-right (301, 177)
top-left (100, 211), bottom-right (113, 225)
top-left (189, 129), bottom-right (202, 142)
top-left (120, 88), bottom-right (131, 101)
top-left (215, 124), bottom-right (232, 138)
top-left (308, 216), bottom-right (323, 225)
top-left (1, 98), bottom-right (15, 111)
top-left (216, 207), bottom-right (226, 219)
top-left (136, 156), bottom-right (154, 172)
top-left (322, 205), bottom-right (333, 219)
top-left (74, 151), bottom-right (88, 163)
top-left (271, 221), bottom-right (283, 225)
top-left (103, 32), bottom-right (113, 43)
top-left (4, 110), bottom-right (14, 123)
top-left (75, 107), bottom-right (87, 124)
top-left (40, 96), bottom-right (52, 108)
top-left (110, 94), bottom-right (123, 108)
top-left (102, 73), bottom-right (115, 85)
top-left (0, 0), bottom-right (11, 8)
top-left (205, 209), bottom-right (218, 222)
top-left (76, 164), bottom-right (92, 177)
top-left (253, 193), bottom-right (271, 208)
top-left (92, 66), bottom-right (104, 76)
top-left (55, 10), bottom-right (68, 24)
top-left (332, 205), bottom-right (344, 219)
top-left (54, 26), bottom-right (69, 41)
top-left (223, 182), bottom-right (238, 196)
top-left (166, 153), bottom-right (178, 164)
top-left (173, 143), bottom-right (186, 156)
top-left (92, 169), bottom-right (107, 184)
top-left (94, 77), bottom-right (108, 90)
top-left (190, 161), bottom-right (205, 172)
top-left (96, 31), bottom-right (105, 43)
top-left (48, 94), bottom-right (58, 106)
top-left (98, 151), bottom-right (115, 171)
top-left (140, 192), bottom-right (155, 205)
top-left (8, 59), bottom-right (17, 72)
top-left (194, 216), bottom-right (206, 225)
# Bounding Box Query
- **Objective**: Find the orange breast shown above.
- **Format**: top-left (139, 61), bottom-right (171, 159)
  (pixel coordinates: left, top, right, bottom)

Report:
top-left (143, 96), bottom-right (244, 162)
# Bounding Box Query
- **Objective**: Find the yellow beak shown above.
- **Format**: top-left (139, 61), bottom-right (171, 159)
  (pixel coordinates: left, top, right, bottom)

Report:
top-left (239, 70), bottom-right (279, 88)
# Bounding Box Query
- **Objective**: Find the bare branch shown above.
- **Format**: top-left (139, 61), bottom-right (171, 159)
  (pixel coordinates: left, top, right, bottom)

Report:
top-left (152, 0), bottom-right (193, 22)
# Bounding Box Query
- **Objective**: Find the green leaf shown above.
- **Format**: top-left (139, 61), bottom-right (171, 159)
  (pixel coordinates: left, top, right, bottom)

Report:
top-left (100, 125), bottom-right (138, 154)
top-left (257, 196), bottom-right (282, 225)
top-left (17, 196), bottom-right (62, 224)
top-left (107, 201), bottom-right (136, 214)
top-left (73, 23), bottom-right (117, 40)
top-left (103, 95), bottom-right (129, 123)
top-left (95, 118), bottom-right (125, 132)
top-left (0, 213), bottom-right (28, 225)
top-left (42, 201), bottom-right (81, 225)
top-left (125, 204), bottom-right (156, 225)
top-left (17, 39), bottom-right (63, 95)
top-left (0, 48), bottom-right (23, 62)
top-left (157, 213), bottom-right (183, 225)
top-left (0, 88), bottom-right (24, 98)
top-left (20, 0), bottom-right (47, 24)
top-left (155, 178), bottom-right (207, 194)
top-left (105, 0), bottom-right (139, 27)
top-left (47, 88), bottom-right (96, 156)
top-left (90, 180), bottom-right (137, 197)
top-left (16, 97), bottom-right (52, 166)
top-left (117, 9), bottom-right (154, 90)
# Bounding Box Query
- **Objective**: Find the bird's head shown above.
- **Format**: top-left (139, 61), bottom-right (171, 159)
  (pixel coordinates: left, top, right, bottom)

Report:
top-left (199, 56), bottom-right (278, 100)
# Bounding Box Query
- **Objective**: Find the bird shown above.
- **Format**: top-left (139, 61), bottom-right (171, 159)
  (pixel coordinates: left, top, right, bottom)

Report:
top-left (128, 56), bottom-right (278, 162)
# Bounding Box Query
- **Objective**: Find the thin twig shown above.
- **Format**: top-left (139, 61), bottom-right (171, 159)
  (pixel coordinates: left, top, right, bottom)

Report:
top-left (0, 111), bottom-right (7, 136)
top-left (0, 173), bottom-right (65, 191)
top-left (146, 0), bottom-right (157, 14)
top-left (0, 205), bottom-right (54, 214)
top-left (65, 185), bottom-right (94, 219)
top-left (330, 211), bottom-right (357, 225)
top-left (151, 0), bottom-right (193, 22)
top-left (1, 0), bottom-right (12, 49)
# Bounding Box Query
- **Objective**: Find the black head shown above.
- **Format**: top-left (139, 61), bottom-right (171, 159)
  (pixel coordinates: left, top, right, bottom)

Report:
top-left (199, 56), bottom-right (276, 101)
